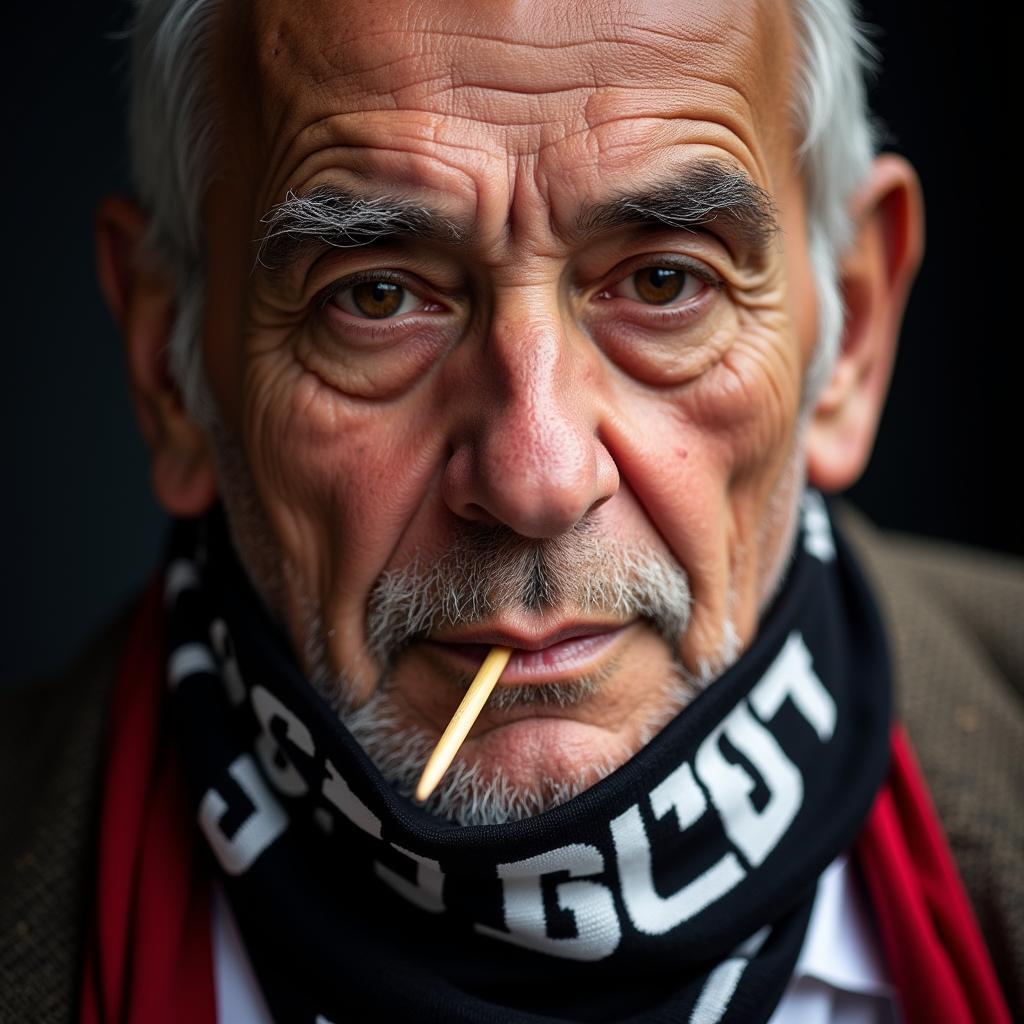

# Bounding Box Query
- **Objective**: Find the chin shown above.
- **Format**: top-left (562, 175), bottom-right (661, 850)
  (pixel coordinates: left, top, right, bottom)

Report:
top-left (339, 670), bottom-right (696, 826)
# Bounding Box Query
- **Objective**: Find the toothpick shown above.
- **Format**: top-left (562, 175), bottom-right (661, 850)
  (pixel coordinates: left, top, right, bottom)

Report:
top-left (414, 645), bottom-right (513, 803)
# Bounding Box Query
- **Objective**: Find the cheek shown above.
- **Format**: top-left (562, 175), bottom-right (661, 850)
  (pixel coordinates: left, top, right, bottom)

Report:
top-left (600, 298), bottom-right (803, 652)
top-left (611, 301), bottom-right (802, 531)
top-left (688, 308), bottom-right (803, 470)
top-left (239, 359), bottom-right (443, 596)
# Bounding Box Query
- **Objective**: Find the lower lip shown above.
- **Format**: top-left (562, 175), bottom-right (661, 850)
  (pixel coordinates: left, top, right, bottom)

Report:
top-left (423, 626), bottom-right (631, 683)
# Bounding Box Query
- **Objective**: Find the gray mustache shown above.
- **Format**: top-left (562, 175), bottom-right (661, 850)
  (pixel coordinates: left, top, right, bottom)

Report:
top-left (364, 523), bottom-right (693, 668)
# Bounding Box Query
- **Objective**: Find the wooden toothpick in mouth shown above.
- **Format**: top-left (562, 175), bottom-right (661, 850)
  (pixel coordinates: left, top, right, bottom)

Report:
top-left (414, 645), bottom-right (513, 803)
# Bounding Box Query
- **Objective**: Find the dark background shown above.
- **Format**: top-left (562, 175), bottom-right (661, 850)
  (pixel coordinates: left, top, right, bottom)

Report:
top-left (2, 2), bottom-right (1019, 685)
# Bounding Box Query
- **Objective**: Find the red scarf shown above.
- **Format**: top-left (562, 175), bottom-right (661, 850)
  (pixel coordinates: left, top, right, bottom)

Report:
top-left (78, 582), bottom-right (1011, 1024)
top-left (79, 582), bottom-right (215, 1024)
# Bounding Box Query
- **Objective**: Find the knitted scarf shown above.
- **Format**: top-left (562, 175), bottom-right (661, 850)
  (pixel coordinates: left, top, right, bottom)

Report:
top-left (165, 495), bottom-right (888, 1023)
top-left (78, 497), bottom-right (1011, 1023)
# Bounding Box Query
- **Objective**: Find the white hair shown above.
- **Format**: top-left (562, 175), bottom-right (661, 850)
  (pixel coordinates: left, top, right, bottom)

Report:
top-left (790, 0), bottom-right (880, 402)
top-left (128, 0), bottom-right (220, 424)
top-left (127, 0), bottom-right (878, 421)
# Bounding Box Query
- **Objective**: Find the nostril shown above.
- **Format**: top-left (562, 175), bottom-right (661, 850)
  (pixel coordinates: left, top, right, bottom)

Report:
top-left (463, 502), bottom-right (501, 526)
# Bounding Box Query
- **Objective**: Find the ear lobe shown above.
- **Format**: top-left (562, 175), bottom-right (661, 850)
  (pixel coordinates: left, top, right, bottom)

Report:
top-left (806, 154), bottom-right (925, 493)
top-left (95, 195), bottom-right (218, 517)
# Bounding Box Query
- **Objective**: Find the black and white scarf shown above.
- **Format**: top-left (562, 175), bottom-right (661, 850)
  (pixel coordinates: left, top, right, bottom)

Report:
top-left (164, 493), bottom-right (891, 1023)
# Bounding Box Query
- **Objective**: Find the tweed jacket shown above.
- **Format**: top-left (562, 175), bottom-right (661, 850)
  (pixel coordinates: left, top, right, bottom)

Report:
top-left (2, 510), bottom-right (1022, 1023)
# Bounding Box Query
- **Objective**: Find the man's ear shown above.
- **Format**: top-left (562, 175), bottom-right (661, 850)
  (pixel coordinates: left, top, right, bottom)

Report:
top-left (805, 154), bottom-right (924, 493)
top-left (95, 196), bottom-right (218, 516)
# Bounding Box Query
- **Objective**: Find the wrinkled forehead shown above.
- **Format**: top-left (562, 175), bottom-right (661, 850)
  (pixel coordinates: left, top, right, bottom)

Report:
top-left (218, 0), bottom-right (797, 228)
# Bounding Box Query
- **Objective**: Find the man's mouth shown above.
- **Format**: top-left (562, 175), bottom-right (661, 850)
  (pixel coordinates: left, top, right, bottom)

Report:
top-left (421, 622), bottom-right (635, 684)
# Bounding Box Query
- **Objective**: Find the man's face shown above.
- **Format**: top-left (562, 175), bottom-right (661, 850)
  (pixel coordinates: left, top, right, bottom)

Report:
top-left (200, 0), bottom-right (819, 811)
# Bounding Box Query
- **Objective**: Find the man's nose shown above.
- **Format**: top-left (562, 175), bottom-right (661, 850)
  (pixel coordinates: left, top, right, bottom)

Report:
top-left (441, 306), bottom-right (619, 538)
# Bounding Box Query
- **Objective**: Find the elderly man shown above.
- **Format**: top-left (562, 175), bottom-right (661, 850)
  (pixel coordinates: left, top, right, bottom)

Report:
top-left (2, 0), bottom-right (1020, 1021)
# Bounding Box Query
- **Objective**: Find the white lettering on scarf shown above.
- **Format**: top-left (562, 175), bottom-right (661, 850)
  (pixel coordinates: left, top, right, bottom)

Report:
top-left (611, 762), bottom-right (747, 934)
top-left (479, 632), bottom-right (835, 957)
top-left (199, 754), bottom-right (288, 875)
top-left (378, 845), bottom-right (447, 913)
top-left (801, 490), bottom-right (836, 563)
top-left (252, 685), bottom-right (316, 797)
top-left (695, 702), bottom-right (803, 868)
top-left (751, 632), bottom-right (836, 741)
top-left (210, 618), bottom-right (246, 706)
top-left (476, 844), bottom-right (622, 960)
top-left (321, 758), bottom-right (445, 912)
top-left (190, 630), bottom-right (835, 952)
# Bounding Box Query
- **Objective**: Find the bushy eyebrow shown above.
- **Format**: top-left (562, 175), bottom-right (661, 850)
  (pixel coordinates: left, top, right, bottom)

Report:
top-left (255, 186), bottom-right (469, 273)
top-left (573, 159), bottom-right (780, 256)
top-left (255, 160), bottom-right (778, 277)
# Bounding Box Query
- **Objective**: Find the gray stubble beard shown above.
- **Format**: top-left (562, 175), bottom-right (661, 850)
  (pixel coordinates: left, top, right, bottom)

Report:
top-left (302, 525), bottom-right (742, 826)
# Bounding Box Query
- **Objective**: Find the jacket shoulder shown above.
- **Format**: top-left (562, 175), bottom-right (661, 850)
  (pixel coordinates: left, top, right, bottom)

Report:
top-left (837, 505), bottom-right (1024, 1015)
top-left (0, 604), bottom-right (135, 1024)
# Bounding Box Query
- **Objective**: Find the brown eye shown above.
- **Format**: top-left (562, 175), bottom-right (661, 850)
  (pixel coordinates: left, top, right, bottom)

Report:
top-left (634, 267), bottom-right (686, 304)
top-left (605, 264), bottom-right (707, 307)
top-left (332, 279), bottom-right (419, 319)
top-left (352, 281), bottom-right (403, 317)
